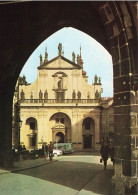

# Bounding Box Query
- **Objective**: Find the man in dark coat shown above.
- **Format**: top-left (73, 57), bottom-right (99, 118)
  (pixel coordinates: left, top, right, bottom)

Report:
top-left (42, 142), bottom-right (48, 159)
top-left (100, 142), bottom-right (109, 170)
top-left (48, 141), bottom-right (54, 161)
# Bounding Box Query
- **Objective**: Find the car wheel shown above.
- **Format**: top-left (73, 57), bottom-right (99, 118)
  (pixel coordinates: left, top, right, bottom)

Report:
top-left (54, 153), bottom-right (57, 157)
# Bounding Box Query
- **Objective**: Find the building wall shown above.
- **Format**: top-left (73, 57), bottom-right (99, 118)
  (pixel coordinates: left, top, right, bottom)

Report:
top-left (16, 51), bottom-right (103, 150)
top-left (101, 98), bottom-right (114, 143)
top-left (20, 106), bottom-right (101, 150)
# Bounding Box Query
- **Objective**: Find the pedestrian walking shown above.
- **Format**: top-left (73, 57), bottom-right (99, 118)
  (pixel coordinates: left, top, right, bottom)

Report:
top-left (48, 141), bottom-right (54, 161)
top-left (42, 142), bottom-right (48, 159)
top-left (100, 142), bottom-right (109, 170)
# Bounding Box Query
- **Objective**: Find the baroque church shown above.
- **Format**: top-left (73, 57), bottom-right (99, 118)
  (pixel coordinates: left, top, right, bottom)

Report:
top-left (13, 43), bottom-right (103, 150)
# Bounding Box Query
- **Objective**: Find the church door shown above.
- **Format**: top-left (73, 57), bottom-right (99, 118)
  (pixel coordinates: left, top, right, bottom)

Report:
top-left (56, 132), bottom-right (64, 143)
top-left (83, 135), bottom-right (92, 148)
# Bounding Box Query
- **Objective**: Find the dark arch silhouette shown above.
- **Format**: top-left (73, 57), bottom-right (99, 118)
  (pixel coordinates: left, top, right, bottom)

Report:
top-left (0, 2), bottom-right (137, 193)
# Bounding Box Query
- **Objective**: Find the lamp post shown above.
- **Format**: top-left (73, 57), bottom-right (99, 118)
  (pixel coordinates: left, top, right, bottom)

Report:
top-left (129, 72), bottom-right (132, 91)
top-left (17, 117), bottom-right (22, 150)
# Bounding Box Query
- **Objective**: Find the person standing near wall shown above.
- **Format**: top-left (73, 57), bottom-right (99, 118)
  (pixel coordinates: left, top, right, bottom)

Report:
top-left (100, 142), bottom-right (109, 170)
top-left (49, 141), bottom-right (54, 161)
top-left (42, 142), bottom-right (48, 160)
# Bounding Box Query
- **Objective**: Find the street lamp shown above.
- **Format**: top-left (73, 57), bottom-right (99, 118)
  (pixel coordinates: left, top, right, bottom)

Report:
top-left (17, 117), bottom-right (22, 149)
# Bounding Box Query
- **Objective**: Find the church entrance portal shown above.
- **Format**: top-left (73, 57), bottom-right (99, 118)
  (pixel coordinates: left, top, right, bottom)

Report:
top-left (56, 132), bottom-right (64, 143)
top-left (50, 112), bottom-right (71, 143)
top-left (83, 135), bottom-right (92, 149)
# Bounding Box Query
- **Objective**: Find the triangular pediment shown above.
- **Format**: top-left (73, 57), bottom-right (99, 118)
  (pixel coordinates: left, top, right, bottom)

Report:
top-left (38, 56), bottom-right (82, 70)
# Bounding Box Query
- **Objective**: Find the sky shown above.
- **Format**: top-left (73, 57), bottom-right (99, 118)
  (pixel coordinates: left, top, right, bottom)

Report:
top-left (20, 27), bottom-right (113, 97)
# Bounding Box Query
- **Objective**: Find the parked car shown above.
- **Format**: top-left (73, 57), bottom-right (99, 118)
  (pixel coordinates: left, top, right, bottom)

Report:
top-left (54, 143), bottom-right (74, 154)
top-left (53, 149), bottom-right (63, 157)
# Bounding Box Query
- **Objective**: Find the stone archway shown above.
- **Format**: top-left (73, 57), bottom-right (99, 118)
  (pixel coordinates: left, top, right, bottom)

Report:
top-left (0, 1), bottom-right (137, 193)
top-left (22, 117), bottom-right (38, 150)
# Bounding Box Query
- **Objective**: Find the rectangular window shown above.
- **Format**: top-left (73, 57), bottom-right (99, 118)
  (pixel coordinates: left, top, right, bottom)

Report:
top-left (60, 118), bottom-right (64, 124)
top-left (30, 122), bottom-right (35, 130)
top-left (30, 137), bottom-right (36, 146)
top-left (56, 118), bottom-right (60, 123)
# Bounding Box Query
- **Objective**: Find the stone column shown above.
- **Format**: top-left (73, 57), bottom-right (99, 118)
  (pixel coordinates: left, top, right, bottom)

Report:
top-left (98, 2), bottom-right (138, 194)
top-left (94, 114), bottom-right (101, 149)
top-left (0, 89), bottom-right (14, 168)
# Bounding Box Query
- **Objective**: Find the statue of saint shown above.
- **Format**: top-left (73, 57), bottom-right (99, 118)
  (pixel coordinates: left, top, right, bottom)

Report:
top-left (21, 90), bottom-right (25, 99)
top-left (40, 54), bottom-right (43, 66)
top-left (94, 75), bottom-right (98, 84)
top-left (58, 43), bottom-right (62, 56)
top-left (44, 90), bottom-right (48, 99)
top-left (58, 79), bottom-right (62, 89)
top-left (77, 55), bottom-right (80, 65)
top-left (99, 77), bottom-right (101, 84)
top-left (95, 90), bottom-right (99, 99)
top-left (39, 90), bottom-right (43, 99)
top-left (72, 52), bottom-right (75, 63)
top-left (77, 91), bottom-right (81, 99)
top-left (72, 90), bottom-right (76, 99)
top-left (44, 47), bottom-right (48, 63)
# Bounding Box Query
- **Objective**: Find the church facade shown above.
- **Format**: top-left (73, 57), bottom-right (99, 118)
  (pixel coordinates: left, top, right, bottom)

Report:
top-left (16, 44), bottom-right (103, 150)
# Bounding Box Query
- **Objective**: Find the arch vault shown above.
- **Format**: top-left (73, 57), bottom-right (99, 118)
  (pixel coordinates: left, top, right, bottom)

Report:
top-left (0, 1), bottom-right (137, 194)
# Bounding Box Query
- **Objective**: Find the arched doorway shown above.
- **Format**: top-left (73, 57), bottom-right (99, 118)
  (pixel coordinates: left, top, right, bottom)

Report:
top-left (49, 112), bottom-right (71, 143)
top-left (20, 117), bottom-right (38, 150)
top-left (83, 135), bottom-right (92, 149)
top-left (56, 132), bottom-right (64, 143)
top-left (82, 117), bottom-right (95, 149)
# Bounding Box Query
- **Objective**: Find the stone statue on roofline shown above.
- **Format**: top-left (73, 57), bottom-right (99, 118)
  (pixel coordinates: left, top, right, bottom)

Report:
top-left (58, 43), bottom-right (62, 56)
top-left (77, 55), bottom-right (80, 65)
top-left (72, 52), bottom-right (75, 63)
top-left (95, 90), bottom-right (100, 99)
top-left (44, 47), bottom-right (48, 63)
top-left (94, 75), bottom-right (98, 84)
top-left (40, 54), bottom-right (43, 66)
top-left (99, 77), bottom-right (101, 84)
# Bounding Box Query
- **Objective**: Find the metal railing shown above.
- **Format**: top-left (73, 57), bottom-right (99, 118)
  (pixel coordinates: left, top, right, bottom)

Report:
top-left (20, 99), bottom-right (100, 104)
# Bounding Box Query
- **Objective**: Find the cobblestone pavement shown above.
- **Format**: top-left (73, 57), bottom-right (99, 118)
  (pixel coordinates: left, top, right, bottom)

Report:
top-left (0, 152), bottom-right (114, 195)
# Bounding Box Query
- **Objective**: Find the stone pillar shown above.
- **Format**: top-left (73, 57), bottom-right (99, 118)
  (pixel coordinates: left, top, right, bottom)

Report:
top-left (98, 2), bottom-right (138, 194)
top-left (0, 90), bottom-right (14, 168)
top-left (94, 114), bottom-right (101, 149)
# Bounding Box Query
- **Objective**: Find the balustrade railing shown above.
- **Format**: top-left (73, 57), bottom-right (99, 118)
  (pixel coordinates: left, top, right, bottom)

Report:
top-left (20, 99), bottom-right (100, 104)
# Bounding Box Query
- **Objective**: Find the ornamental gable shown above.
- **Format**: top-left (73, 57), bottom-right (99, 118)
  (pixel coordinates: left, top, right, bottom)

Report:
top-left (38, 56), bottom-right (81, 70)
top-left (46, 58), bottom-right (74, 69)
